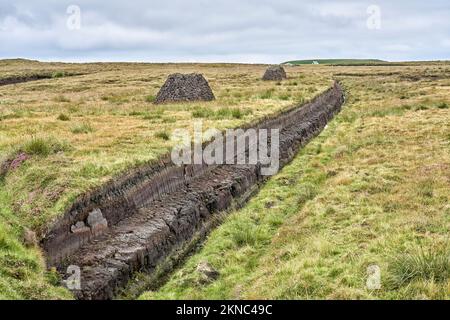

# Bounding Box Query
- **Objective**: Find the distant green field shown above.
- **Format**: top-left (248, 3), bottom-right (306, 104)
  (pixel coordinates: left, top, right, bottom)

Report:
top-left (283, 59), bottom-right (387, 65)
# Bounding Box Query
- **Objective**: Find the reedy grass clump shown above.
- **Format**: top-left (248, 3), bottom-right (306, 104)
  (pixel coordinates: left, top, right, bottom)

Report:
top-left (155, 131), bottom-right (170, 141)
top-left (22, 136), bottom-right (70, 156)
top-left (57, 113), bottom-right (70, 121)
top-left (386, 246), bottom-right (450, 289)
top-left (1, 60), bottom-right (448, 299)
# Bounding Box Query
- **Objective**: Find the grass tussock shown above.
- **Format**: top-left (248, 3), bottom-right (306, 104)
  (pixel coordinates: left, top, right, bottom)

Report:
top-left (22, 136), bottom-right (70, 157)
top-left (141, 62), bottom-right (450, 300)
top-left (0, 212), bottom-right (71, 299)
top-left (387, 246), bottom-right (450, 289)
top-left (155, 131), bottom-right (170, 141)
top-left (57, 113), bottom-right (70, 121)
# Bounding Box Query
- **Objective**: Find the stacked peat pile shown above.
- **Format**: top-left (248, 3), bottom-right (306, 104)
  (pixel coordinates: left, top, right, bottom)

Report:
top-left (155, 73), bottom-right (215, 104)
top-left (262, 65), bottom-right (287, 81)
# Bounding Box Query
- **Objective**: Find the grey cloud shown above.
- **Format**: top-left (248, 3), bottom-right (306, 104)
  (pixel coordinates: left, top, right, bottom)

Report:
top-left (0, 0), bottom-right (449, 62)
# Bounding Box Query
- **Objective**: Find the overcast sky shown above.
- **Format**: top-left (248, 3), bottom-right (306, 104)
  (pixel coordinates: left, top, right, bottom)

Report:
top-left (0, 0), bottom-right (449, 63)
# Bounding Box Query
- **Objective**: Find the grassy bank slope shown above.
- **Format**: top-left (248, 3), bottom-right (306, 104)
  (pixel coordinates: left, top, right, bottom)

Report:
top-left (142, 63), bottom-right (450, 300)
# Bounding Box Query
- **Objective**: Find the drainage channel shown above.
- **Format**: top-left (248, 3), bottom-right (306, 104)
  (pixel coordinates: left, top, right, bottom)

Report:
top-left (42, 81), bottom-right (345, 299)
top-left (0, 73), bottom-right (87, 86)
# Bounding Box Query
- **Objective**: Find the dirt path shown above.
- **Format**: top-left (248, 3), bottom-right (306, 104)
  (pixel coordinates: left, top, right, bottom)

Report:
top-left (44, 82), bottom-right (344, 299)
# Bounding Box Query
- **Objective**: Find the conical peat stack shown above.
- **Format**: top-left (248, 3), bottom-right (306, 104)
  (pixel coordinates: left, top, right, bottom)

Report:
top-left (155, 73), bottom-right (215, 104)
top-left (262, 65), bottom-right (287, 81)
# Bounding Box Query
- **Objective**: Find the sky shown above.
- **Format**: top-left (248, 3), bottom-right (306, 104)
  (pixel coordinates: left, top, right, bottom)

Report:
top-left (0, 0), bottom-right (449, 63)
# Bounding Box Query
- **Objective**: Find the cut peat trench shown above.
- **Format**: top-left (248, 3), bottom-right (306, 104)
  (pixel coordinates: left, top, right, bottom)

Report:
top-left (0, 73), bottom-right (87, 86)
top-left (43, 81), bottom-right (345, 300)
top-left (0, 75), bottom-right (52, 86)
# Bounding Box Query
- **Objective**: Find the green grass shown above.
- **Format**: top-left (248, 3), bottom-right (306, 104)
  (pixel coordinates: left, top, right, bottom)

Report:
top-left (1, 61), bottom-right (326, 237)
top-left (387, 246), bottom-right (449, 289)
top-left (145, 95), bottom-right (156, 103)
top-left (259, 88), bottom-right (275, 99)
top-left (0, 61), bottom-right (329, 300)
top-left (155, 131), bottom-right (170, 141)
top-left (51, 71), bottom-right (66, 78)
top-left (192, 107), bottom-right (252, 120)
top-left (140, 118), bottom-right (340, 300)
